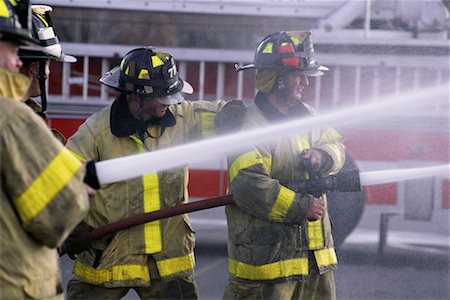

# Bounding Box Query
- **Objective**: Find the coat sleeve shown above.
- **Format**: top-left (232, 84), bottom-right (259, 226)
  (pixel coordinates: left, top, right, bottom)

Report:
top-left (1, 106), bottom-right (89, 248)
top-left (178, 100), bottom-right (228, 139)
top-left (227, 144), bottom-right (312, 225)
top-left (65, 118), bottom-right (100, 162)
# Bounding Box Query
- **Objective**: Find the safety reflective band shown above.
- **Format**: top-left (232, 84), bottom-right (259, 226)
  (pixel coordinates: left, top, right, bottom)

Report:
top-left (156, 252), bottom-right (195, 277)
top-left (0, 1), bottom-right (9, 17)
top-left (307, 219), bottom-right (325, 249)
top-left (14, 148), bottom-right (82, 223)
top-left (73, 260), bottom-right (150, 284)
top-left (268, 186), bottom-right (296, 222)
top-left (296, 134), bottom-right (310, 152)
top-left (68, 150), bottom-right (87, 162)
top-left (132, 136), bottom-right (162, 254)
top-left (228, 257), bottom-right (308, 280)
top-left (314, 248), bottom-right (338, 268)
top-left (228, 150), bottom-right (272, 184)
top-left (200, 112), bottom-right (216, 138)
top-left (151, 55), bottom-right (164, 68)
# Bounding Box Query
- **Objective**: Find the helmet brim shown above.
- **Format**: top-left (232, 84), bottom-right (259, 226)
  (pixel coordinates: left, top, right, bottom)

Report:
top-left (235, 63), bottom-right (329, 77)
top-left (100, 66), bottom-right (194, 96)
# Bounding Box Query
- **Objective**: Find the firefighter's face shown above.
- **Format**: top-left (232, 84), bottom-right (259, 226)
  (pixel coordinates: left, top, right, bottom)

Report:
top-left (283, 71), bottom-right (309, 105)
top-left (127, 94), bottom-right (169, 121)
top-left (0, 41), bottom-right (22, 73)
top-left (21, 60), bottom-right (50, 97)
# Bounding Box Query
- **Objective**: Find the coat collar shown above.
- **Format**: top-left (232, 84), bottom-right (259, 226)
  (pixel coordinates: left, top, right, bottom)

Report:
top-left (0, 67), bottom-right (31, 102)
top-left (254, 92), bottom-right (311, 121)
top-left (110, 94), bottom-right (176, 137)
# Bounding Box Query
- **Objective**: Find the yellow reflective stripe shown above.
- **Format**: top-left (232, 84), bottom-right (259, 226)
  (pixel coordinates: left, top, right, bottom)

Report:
top-left (0, 1), bottom-right (9, 17)
top-left (322, 143), bottom-right (344, 172)
top-left (228, 257), bottom-right (308, 280)
top-left (9, 0), bottom-right (17, 6)
top-left (156, 252), bottom-right (195, 277)
top-left (307, 219), bottom-right (324, 249)
top-left (73, 260), bottom-right (150, 284)
top-left (35, 13), bottom-right (49, 28)
top-left (120, 59), bottom-right (125, 71)
top-left (143, 172), bottom-right (161, 253)
top-left (68, 150), bottom-right (87, 162)
top-left (314, 248), bottom-right (338, 267)
top-left (132, 136), bottom-right (162, 254)
top-left (151, 55), bottom-right (164, 67)
top-left (268, 186), bottom-right (295, 222)
top-left (14, 148), bottom-right (82, 223)
top-left (290, 36), bottom-right (302, 46)
top-left (261, 42), bottom-right (273, 53)
top-left (200, 112), bottom-right (216, 138)
top-left (228, 151), bottom-right (271, 184)
top-left (296, 134), bottom-right (310, 152)
top-left (138, 69), bottom-right (149, 79)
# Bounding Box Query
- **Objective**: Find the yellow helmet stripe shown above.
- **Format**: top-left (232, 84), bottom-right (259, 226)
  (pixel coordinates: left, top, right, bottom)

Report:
top-left (35, 13), bottom-right (49, 28)
top-left (151, 55), bottom-right (164, 68)
top-left (0, 1), bottom-right (10, 17)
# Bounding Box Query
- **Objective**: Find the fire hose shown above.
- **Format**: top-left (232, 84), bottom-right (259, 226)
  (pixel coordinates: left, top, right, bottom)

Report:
top-left (60, 164), bottom-right (450, 256)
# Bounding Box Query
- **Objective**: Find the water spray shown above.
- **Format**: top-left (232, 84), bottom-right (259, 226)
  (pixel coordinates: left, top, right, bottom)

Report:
top-left (91, 84), bottom-right (448, 185)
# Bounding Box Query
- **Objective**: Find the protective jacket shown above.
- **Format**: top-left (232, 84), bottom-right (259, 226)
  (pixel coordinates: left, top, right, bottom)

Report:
top-left (0, 67), bottom-right (89, 299)
top-left (226, 93), bottom-right (345, 282)
top-left (66, 95), bottom-right (224, 287)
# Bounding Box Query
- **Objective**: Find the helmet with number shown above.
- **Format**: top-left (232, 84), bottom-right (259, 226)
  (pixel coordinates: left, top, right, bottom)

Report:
top-left (0, 0), bottom-right (39, 46)
top-left (19, 5), bottom-right (76, 62)
top-left (235, 31), bottom-right (328, 77)
top-left (100, 47), bottom-right (194, 105)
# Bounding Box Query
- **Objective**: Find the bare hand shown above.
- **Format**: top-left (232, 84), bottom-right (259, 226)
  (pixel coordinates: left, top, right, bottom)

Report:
top-left (306, 196), bottom-right (325, 221)
top-left (84, 183), bottom-right (96, 197)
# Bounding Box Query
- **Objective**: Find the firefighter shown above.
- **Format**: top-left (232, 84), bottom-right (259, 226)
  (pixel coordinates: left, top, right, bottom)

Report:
top-left (222, 31), bottom-right (345, 300)
top-left (0, 0), bottom-right (89, 299)
top-left (63, 47), bottom-right (227, 299)
top-left (19, 4), bottom-right (76, 142)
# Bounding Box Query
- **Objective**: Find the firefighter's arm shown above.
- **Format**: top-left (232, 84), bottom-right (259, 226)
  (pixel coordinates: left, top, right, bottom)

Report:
top-left (3, 108), bottom-right (89, 248)
top-left (228, 148), bottom-right (313, 224)
top-left (311, 127), bottom-right (346, 175)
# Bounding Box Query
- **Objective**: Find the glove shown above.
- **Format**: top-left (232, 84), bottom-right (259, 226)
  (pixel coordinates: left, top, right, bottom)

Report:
top-left (215, 100), bottom-right (246, 134)
top-left (301, 149), bottom-right (333, 177)
top-left (64, 221), bottom-right (93, 259)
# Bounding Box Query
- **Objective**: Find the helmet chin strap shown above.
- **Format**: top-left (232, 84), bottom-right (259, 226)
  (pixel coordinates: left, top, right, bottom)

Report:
top-left (37, 60), bottom-right (48, 119)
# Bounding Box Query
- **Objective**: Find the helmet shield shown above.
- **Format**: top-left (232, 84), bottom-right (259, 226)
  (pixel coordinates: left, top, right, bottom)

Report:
top-left (236, 31), bottom-right (328, 77)
top-left (100, 47), bottom-right (193, 103)
top-left (18, 5), bottom-right (76, 62)
top-left (0, 0), bottom-right (40, 46)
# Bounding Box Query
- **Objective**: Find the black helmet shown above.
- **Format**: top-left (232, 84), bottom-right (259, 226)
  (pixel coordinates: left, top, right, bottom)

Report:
top-left (19, 5), bottom-right (76, 62)
top-left (100, 47), bottom-right (193, 105)
top-left (0, 0), bottom-right (39, 46)
top-left (235, 31), bottom-right (328, 77)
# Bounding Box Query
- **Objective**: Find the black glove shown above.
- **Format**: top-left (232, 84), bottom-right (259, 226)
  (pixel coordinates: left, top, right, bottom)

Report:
top-left (215, 100), bottom-right (246, 134)
top-left (64, 221), bottom-right (93, 259)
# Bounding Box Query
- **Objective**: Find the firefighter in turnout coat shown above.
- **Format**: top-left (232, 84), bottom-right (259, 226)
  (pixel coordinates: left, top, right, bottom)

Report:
top-left (223, 31), bottom-right (345, 300)
top-left (64, 47), bottom-right (227, 299)
top-left (0, 0), bottom-right (89, 298)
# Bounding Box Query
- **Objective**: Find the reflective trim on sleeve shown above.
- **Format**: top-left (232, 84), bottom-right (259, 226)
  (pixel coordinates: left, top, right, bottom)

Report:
top-left (132, 136), bottom-right (162, 254)
top-left (307, 219), bottom-right (324, 250)
top-left (228, 257), bottom-right (308, 280)
top-left (73, 260), bottom-right (150, 285)
top-left (268, 186), bottom-right (296, 222)
top-left (228, 151), bottom-right (272, 184)
top-left (68, 150), bottom-right (87, 162)
top-left (200, 112), bottom-right (216, 138)
top-left (321, 143), bottom-right (344, 173)
top-left (296, 134), bottom-right (310, 152)
top-left (314, 248), bottom-right (338, 267)
top-left (156, 252), bottom-right (196, 277)
top-left (14, 148), bottom-right (82, 223)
